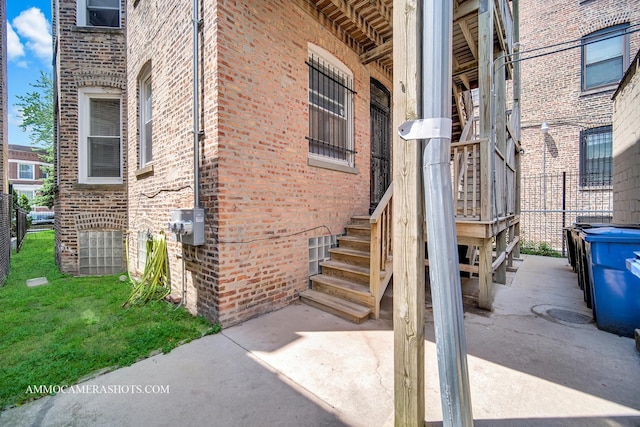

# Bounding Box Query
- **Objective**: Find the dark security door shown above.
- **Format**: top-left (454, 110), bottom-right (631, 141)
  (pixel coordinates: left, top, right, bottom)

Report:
top-left (370, 79), bottom-right (391, 213)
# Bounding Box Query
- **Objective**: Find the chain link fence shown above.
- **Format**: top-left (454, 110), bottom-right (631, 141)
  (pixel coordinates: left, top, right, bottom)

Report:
top-left (521, 171), bottom-right (613, 256)
top-left (0, 194), bottom-right (11, 285)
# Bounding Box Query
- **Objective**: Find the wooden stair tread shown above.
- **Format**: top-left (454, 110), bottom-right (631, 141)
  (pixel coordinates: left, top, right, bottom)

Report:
top-left (320, 260), bottom-right (370, 276)
top-left (310, 274), bottom-right (371, 295)
top-left (351, 215), bottom-right (371, 221)
top-left (329, 247), bottom-right (370, 259)
top-left (300, 289), bottom-right (371, 323)
top-left (338, 235), bottom-right (370, 243)
top-left (346, 224), bottom-right (370, 230)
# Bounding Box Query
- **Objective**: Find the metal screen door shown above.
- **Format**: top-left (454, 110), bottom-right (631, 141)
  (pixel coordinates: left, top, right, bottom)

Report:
top-left (370, 79), bottom-right (391, 213)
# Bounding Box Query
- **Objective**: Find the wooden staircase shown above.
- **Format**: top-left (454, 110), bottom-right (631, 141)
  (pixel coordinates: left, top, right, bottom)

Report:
top-left (300, 216), bottom-right (387, 323)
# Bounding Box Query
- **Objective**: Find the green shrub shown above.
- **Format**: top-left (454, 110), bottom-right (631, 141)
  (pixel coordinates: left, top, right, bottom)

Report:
top-left (520, 240), bottom-right (563, 258)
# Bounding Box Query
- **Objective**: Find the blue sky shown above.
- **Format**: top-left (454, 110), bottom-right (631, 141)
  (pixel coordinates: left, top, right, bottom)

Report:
top-left (6, 0), bottom-right (52, 146)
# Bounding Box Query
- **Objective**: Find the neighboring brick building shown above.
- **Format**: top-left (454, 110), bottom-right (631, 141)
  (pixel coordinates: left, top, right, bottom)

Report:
top-left (612, 49), bottom-right (640, 225)
top-left (8, 144), bottom-right (50, 204)
top-left (53, 0), bottom-right (128, 274)
top-left (519, 0), bottom-right (640, 248)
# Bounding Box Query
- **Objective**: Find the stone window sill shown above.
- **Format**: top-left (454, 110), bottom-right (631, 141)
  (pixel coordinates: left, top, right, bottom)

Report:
top-left (580, 84), bottom-right (618, 98)
top-left (135, 164), bottom-right (154, 178)
top-left (72, 26), bottom-right (123, 35)
top-left (308, 157), bottom-right (358, 174)
top-left (74, 183), bottom-right (125, 191)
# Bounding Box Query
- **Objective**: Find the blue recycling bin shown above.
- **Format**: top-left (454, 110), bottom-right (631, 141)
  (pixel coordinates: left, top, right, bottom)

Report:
top-left (583, 227), bottom-right (640, 337)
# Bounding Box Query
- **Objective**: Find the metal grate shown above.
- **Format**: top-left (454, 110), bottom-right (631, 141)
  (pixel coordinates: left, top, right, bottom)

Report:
top-left (521, 171), bottom-right (612, 254)
top-left (306, 55), bottom-right (356, 164)
top-left (78, 230), bottom-right (124, 275)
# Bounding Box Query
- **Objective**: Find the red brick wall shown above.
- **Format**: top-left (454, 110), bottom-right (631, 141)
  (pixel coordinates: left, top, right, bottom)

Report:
top-left (53, 0), bottom-right (128, 274)
top-left (126, 0), bottom-right (391, 326)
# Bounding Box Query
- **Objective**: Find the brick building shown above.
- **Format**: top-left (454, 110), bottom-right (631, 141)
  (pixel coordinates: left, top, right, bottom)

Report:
top-left (52, 0), bottom-right (128, 274)
top-left (8, 144), bottom-right (50, 204)
top-left (612, 49), bottom-right (640, 225)
top-left (519, 0), bottom-right (640, 248)
top-left (54, 0), bottom-right (517, 326)
top-left (125, 0), bottom-right (393, 324)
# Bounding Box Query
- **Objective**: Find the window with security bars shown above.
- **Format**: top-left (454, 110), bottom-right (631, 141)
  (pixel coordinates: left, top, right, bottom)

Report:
top-left (306, 53), bottom-right (355, 165)
top-left (580, 125), bottom-right (612, 187)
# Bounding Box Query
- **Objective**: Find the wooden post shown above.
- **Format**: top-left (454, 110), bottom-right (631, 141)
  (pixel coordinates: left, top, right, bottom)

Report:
top-left (495, 51), bottom-right (507, 284)
top-left (392, 0), bottom-right (424, 425)
top-left (478, 0), bottom-right (493, 222)
top-left (478, 0), bottom-right (494, 303)
top-left (512, 0), bottom-right (522, 259)
top-left (478, 237), bottom-right (493, 309)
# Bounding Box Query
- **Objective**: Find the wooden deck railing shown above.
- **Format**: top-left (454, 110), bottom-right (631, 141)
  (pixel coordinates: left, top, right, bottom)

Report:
top-left (369, 184), bottom-right (393, 318)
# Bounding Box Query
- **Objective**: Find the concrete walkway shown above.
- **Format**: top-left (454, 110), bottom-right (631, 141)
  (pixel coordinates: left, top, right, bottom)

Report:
top-left (1, 255), bottom-right (639, 426)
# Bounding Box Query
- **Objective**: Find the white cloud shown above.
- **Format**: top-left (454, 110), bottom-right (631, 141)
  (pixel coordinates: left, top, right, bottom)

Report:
top-left (7, 20), bottom-right (25, 61)
top-left (12, 8), bottom-right (52, 64)
top-left (8, 106), bottom-right (24, 127)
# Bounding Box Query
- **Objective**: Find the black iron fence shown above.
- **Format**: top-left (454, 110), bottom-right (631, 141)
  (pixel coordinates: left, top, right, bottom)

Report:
top-left (15, 208), bottom-right (28, 253)
top-left (0, 194), bottom-right (11, 285)
top-left (520, 171), bottom-right (612, 255)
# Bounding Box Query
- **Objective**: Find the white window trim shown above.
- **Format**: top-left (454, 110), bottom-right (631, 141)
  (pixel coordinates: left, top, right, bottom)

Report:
top-left (78, 87), bottom-right (123, 184)
top-left (76, 0), bottom-right (121, 28)
top-left (18, 163), bottom-right (35, 180)
top-left (139, 70), bottom-right (152, 168)
top-left (307, 43), bottom-right (355, 168)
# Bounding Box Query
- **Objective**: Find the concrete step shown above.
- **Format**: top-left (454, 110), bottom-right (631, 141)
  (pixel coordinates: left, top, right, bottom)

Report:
top-left (300, 289), bottom-right (371, 324)
top-left (320, 260), bottom-right (370, 285)
top-left (310, 274), bottom-right (374, 307)
top-left (328, 247), bottom-right (370, 267)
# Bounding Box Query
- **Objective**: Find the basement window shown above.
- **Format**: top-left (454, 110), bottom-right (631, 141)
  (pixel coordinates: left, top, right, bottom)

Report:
top-left (78, 230), bottom-right (123, 275)
top-left (309, 235), bottom-right (337, 277)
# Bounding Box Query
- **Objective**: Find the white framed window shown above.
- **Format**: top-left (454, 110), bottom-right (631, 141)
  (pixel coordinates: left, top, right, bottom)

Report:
top-left (78, 87), bottom-right (123, 184)
top-left (16, 190), bottom-right (35, 201)
top-left (307, 45), bottom-right (355, 167)
top-left (77, 0), bottom-right (121, 28)
top-left (582, 24), bottom-right (629, 91)
top-left (18, 164), bottom-right (35, 180)
top-left (139, 71), bottom-right (153, 167)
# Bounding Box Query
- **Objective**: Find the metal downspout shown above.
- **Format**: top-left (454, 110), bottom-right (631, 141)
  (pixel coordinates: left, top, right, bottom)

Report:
top-left (192, 0), bottom-right (200, 208)
top-left (421, 0), bottom-right (473, 425)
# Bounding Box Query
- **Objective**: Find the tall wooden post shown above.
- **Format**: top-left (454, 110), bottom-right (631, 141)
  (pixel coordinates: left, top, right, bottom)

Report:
top-left (392, 0), bottom-right (425, 425)
top-left (495, 51), bottom-right (507, 285)
top-left (478, 0), bottom-right (494, 310)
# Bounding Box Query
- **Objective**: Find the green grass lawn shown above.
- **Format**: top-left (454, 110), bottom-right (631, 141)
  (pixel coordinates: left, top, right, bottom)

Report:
top-left (0, 231), bottom-right (219, 410)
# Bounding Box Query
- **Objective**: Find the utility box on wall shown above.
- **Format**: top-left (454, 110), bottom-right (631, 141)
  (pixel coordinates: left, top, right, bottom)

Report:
top-left (169, 208), bottom-right (205, 246)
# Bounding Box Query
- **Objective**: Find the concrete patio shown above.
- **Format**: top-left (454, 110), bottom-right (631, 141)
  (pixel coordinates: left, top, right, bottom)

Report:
top-left (1, 255), bottom-right (639, 426)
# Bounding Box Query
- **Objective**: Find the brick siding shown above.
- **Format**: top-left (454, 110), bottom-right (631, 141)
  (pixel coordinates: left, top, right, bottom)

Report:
top-left (612, 50), bottom-right (640, 224)
top-left (126, 0), bottom-right (390, 326)
top-left (53, 0), bottom-right (128, 274)
top-left (519, 0), bottom-right (640, 243)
